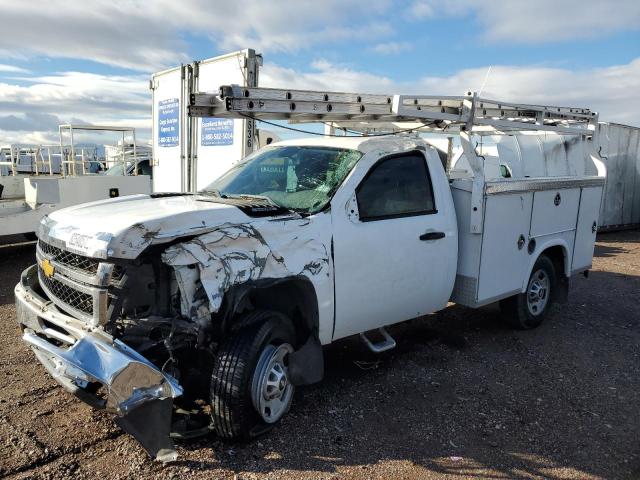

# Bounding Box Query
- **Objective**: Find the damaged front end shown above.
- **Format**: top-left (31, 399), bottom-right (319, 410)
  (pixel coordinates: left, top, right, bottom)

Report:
top-left (15, 213), bottom-right (330, 461)
top-left (15, 264), bottom-right (183, 462)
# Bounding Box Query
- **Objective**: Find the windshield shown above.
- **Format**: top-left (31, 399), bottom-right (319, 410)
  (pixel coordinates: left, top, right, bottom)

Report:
top-left (104, 163), bottom-right (127, 176)
top-left (202, 145), bottom-right (362, 214)
top-left (104, 160), bottom-right (151, 176)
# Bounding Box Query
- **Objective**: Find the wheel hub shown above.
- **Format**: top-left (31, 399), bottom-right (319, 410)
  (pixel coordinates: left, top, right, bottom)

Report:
top-left (251, 343), bottom-right (294, 423)
top-left (527, 269), bottom-right (550, 316)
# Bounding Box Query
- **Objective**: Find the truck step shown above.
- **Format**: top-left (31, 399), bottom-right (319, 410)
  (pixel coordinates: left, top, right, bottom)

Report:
top-left (360, 327), bottom-right (396, 353)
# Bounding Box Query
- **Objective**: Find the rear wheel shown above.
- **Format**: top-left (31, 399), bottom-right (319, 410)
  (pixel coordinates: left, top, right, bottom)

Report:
top-left (500, 255), bottom-right (556, 329)
top-left (210, 310), bottom-right (296, 440)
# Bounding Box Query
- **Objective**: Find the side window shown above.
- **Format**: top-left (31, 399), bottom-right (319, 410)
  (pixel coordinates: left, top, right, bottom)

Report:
top-left (356, 153), bottom-right (436, 221)
top-left (136, 160), bottom-right (153, 176)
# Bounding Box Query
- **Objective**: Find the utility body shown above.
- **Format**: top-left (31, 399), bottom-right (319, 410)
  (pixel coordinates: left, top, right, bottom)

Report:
top-left (14, 85), bottom-right (605, 461)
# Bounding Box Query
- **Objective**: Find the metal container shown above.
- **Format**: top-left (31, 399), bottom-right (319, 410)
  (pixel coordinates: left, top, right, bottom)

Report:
top-left (597, 122), bottom-right (640, 231)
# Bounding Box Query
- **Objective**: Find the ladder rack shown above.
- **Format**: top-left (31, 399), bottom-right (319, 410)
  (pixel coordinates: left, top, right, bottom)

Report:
top-left (189, 85), bottom-right (598, 135)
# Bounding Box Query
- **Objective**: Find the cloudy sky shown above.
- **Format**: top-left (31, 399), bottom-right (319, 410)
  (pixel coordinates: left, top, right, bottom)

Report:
top-left (0, 0), bottom-right (639, 144)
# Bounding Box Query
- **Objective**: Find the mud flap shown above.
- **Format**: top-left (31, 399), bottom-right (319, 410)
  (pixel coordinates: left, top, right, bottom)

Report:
top-left (114, 398), bottom-right (178, 463)
top-left (288, 335), bottom-right (324, 386)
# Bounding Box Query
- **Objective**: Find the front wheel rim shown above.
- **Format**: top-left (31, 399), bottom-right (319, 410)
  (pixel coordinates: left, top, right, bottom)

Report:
top-left (527, 268), bottom-right (550, 316)
top-left (251, 343), bottom-right (294, 424)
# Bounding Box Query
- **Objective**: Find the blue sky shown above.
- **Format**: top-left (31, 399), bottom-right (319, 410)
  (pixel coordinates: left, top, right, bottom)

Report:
top-left (0, 0), bottom-right (639, 144)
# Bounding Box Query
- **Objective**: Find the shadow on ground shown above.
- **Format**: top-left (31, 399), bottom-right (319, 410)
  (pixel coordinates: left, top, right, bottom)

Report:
top-left (0, 242), bottom-right (35, 306)
top-left (171, 268), bottom-right (640, 479)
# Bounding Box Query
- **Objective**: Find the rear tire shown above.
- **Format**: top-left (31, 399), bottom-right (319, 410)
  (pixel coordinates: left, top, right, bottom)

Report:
top-left (500, 255), bottom-right (556, 329)
top-left (210, 310), bottom-right (296, 441)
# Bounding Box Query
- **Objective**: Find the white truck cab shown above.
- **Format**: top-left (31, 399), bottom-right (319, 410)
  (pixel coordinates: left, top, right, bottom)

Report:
top-left (14, 87), bottom-right (605, 461)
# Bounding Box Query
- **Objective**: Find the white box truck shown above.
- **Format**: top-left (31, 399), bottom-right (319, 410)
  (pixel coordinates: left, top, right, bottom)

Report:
top-left (151, 49), bottom-right (261, 193)
top-left (14, 86), bottom-right (605, 461)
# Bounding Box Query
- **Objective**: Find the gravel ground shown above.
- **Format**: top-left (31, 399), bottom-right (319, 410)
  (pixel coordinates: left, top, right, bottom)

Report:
top-left (0, 231), bottom-right (639, 479)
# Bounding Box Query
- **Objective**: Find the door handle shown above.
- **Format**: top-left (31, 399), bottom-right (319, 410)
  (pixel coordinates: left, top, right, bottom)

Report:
top-left (420, 231), bottom-right (445, 241)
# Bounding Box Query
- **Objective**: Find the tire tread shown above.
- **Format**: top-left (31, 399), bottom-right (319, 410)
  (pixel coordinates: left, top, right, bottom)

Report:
top-left (500, 255), bottom-right (556, 330)
top-left (210, 310), bottom-right (293, 440)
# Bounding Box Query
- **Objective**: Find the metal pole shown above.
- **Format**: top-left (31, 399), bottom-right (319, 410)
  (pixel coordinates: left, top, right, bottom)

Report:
top-left (122, 131), bottom-right (126, 175)
top-left (59, 126), bottom-right (67, 177)
top-left (132, 129), bottom-right (138, 175)
top-left (69, 127), bottom-right (76, 176)
top-left (34, 147), bottom-right (40, 175)
top-left (324, 122), bottom-right (336, 136)
top-left (446, 137), bottom-right (454, 173)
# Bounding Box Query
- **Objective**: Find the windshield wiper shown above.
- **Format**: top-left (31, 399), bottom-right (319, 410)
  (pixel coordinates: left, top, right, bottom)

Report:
top-left (196, 191), bottom-right (308, 216)
top-left (198, 189), bottom-right (226, 198)
top-left (226, 193), bottom-right (309, 216)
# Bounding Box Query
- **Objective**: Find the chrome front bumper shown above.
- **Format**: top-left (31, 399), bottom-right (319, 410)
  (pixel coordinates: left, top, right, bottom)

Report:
top-left (15, 264), bottom-right (183, 462)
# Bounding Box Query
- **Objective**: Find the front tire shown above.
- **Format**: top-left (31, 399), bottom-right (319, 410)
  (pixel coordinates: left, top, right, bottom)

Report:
top-left (210, 310), bottom-right (296, 440)
top-left (500, 255), bottom-right (556, 329)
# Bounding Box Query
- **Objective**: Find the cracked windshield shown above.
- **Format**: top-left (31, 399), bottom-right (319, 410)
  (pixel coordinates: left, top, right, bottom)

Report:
top-left (202, 145), bottom-right (362, 214)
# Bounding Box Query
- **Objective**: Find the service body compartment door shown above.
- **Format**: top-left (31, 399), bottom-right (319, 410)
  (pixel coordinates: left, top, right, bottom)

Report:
top-left (572, 186), bottom-right (603, 272)
top-left (477, 193), bottom-right (533, 302)
top-left (530, 188), bottom-right (581, 237)
top-left (193, 50), bottom-right (259, 191)
top-left (151, 66), bottom-right (187, 193)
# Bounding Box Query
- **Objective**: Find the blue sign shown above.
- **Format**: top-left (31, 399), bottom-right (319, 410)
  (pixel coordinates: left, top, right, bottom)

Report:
top-left (201, 118), bottom-right (234, 146)
top-left (158, 98), bottom-right (179, 147)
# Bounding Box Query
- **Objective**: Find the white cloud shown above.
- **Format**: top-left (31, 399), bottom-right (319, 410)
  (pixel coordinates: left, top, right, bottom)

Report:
top-left (406, 1), bottom-right (434, 20)
top-left (370, 42), bottom-right (413, 55)
top-left (0, 72), bottom-right (149, 115)
top-left (1, 130), bottom-right (60, 145)
top-left (436, 0), bottom-right (640, 43)
top-left (0, 71), bottom-right (151, 143)
top-left (261, 60), bottom-right (396, 93)
top-left (0, 0), bottom-right (393, 71)
top-left (0, 0), bottom-right (637, 74)
top-left (0, 2), bottom-right (187, 71)
top-left (0, 64), bottom-right (29, 73)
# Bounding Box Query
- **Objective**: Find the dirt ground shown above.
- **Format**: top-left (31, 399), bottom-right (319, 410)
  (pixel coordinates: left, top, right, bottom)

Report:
top-left (0, 231), bottom-right (639, 480)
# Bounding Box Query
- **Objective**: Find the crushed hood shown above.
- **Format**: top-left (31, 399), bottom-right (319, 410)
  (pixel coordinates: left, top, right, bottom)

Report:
top-left (39, 193), bottom-right (297, 259)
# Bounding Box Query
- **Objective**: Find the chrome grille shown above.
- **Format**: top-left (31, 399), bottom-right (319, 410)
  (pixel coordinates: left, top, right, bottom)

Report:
top-left (38, 240), bottom-right (99, 275)
top-left (39, 267), bottom-right (94, 316)
top-left (36, 239), bottom-right (123, 324)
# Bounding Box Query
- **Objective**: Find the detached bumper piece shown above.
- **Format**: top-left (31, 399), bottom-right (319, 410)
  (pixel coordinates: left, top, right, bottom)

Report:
top-left (14, 265), bottom-right (183, 462)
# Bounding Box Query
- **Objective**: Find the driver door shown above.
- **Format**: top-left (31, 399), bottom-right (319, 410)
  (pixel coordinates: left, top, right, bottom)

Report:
top-left (331, 150), bottom-right (457, 340)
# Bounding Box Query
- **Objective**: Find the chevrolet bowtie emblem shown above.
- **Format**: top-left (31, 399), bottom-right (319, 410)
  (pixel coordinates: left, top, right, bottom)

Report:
top-left (40, 258), bottom-right (55, 279)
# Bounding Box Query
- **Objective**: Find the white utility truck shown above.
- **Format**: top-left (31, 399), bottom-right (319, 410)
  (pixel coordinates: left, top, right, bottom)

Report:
top-left (0, 125), bottom-right (151, 239)
top-left (14, 86), bottom-right (605, 461)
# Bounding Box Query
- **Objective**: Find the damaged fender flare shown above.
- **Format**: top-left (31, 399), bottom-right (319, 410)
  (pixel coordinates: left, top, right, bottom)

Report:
top-left (218, 276), bottom-right (324, 386)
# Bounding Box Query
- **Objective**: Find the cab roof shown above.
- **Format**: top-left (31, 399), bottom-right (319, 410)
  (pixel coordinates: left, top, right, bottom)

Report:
top-left (270, 134), bottom-right (429, 154)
